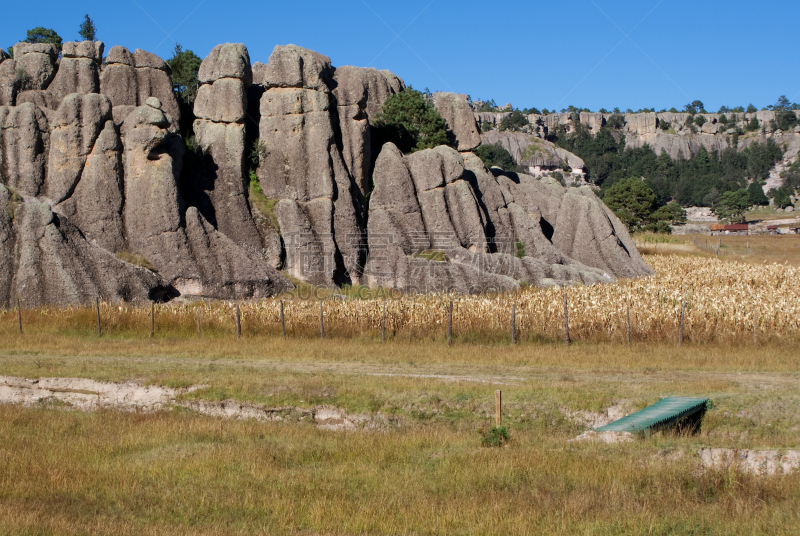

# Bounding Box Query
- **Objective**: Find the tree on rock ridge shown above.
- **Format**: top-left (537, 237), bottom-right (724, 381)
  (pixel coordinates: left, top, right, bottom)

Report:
top-left (78, 15), bottom-right (97, 41)
top-left (24, 27), bottom-right (63, 51)
top-left (373, 88), bottom-right (451, 153)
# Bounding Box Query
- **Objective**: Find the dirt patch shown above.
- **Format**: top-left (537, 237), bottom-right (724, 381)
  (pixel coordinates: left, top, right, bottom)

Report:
top-left (564, 402), bottom-right (630, 429)
top-left (571, 431), bottom-right (633, 443)
top-left (0, 375), bottom-right (391, 431)
top-left (698, 448), bottom-right (800, 475)
top-left (0, 375), bottom-right (190, 411)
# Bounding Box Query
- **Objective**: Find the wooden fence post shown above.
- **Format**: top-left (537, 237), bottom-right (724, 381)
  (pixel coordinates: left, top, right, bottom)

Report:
top-left (381, 297), bottom-right (386, 343)
top-left (495, 390), bottom-right (502, 427)
top-left (447, 299), bottom-right (453, 345)
top-left (511, 302), bottom-right (516, 345)
top-left (235, 304), bottom-right (242, 340)
top-left (95, 297), bottom-right (102, 337)
top-left (319, 300), bottom-right (325, 340)
top-left (678, 292), bottom-right (686, 346)
top-left (626, 304), bottom-right (631, 346)
top-left (150, 302), bottom-right (154, 338)
top-left (280, 300), bottom-right (286, 339)
top-left (563, 292), bottom-right (570, 345)
top-left (17, 297), bottom-right (22, 335)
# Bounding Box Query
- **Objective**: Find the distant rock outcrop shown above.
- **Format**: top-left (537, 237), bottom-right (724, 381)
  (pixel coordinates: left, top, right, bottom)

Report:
top-left (476, 109), bottom-right (800, 163)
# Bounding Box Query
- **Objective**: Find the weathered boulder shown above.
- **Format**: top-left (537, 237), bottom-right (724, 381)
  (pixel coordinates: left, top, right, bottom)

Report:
top-left (45, 93), bottom-right (113, 203)
top-left (6, 197), bottom-right (167, 307)
top-left (0, 54), bottom-right (16, 106)
top-left (480, 130), bottom-right (586, 176)
top-left (256, 44), bottom-right (333, 90)
top-left (63, 41), bottom-right (104, 63)
top-left (191, 119), bottom-right (261, 251)
top-left (99, 46), bottom-right (180, 121)
top-left (122, 100), bottom-right (195, 281)
top-left (48, 41), bottom-right (104, 103)
top-left (0, 185), bottom-right (14, 306)
top-left (55, 120), bottom-right (125, 252)
top-left (255, 44), bottom-right (365, 285)
top-left (0, 102), bottom-right (49, 196)
top-left (197, 43), bottom-right (252, 86)
top-left (194, 78), bottom-right (246, 123)
top-left (332, 66), bottom-right (405, 194)
top-left (122, 99), bottom-right (291, 298)
top-left (191, 44), bottom-right (261, 252)
top-left (15, 89), bottom-right (58, 112)
top-left (183, 206), bottom-right (291, 299)
top-left (12, 43), bottom-right (58, 90)
top-left (432, 92), bottom-right (481, 151)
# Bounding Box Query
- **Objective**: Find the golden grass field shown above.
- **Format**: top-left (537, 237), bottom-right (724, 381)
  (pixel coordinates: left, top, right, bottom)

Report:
top-left (1, 241), bottom-right (799, 535)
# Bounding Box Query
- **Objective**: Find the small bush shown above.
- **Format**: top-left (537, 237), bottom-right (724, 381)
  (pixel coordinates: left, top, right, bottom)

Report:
top-left (606, 114), bottom-right (625, 129)
top-left (480, 426), bottom-right (509, 447)
top-left (474, 143), bottom-right (517, 171)
top-left (499, 110), bottom-right (529, 132)
top-left (514, 239), bottom-right (526, 259)
top-left (4, 187), bottom-right (22, 221)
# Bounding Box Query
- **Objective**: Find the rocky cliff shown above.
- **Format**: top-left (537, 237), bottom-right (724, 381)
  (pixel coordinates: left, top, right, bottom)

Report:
top-left (0, 41), bottom-right (651, 306)
top-left (477, 109), bottom-right (800, 168)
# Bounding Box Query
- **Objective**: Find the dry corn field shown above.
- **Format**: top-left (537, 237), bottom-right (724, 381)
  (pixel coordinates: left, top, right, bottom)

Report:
top-left (2, 255), bottom-right (798, 345)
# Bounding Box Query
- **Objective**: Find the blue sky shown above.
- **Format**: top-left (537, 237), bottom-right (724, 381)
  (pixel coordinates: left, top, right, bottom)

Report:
top-left (3, 0), bottom-right (798, 112)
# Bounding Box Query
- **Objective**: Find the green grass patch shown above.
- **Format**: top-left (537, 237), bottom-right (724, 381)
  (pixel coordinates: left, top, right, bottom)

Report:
top-left (412, 249), bottom-right (450, 262)
top-left (249, 172), bottom-right (280, 232)
top-left (114, 250), bottom-right (155, 271)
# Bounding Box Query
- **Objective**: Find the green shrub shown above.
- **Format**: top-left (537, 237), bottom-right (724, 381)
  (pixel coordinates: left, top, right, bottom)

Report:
top-left (499, 110), bottom-right (529, 132)
top-left (480, 426), bottom-right (509, 447)
top-left (474, 143), bottom-right (517, 171)
top-left (373, 89), bottom-right (451, 153)
top-left (514, 239), bottom-right (526, 259)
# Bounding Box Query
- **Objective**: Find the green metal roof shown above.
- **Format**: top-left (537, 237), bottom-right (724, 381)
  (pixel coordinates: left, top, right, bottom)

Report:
top-left (595, 397), bottom-right (709, 433)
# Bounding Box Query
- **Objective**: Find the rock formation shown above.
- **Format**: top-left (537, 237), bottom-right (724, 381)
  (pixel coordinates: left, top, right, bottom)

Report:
top-left (0, 39), bottom-right (654, 306)
top-left (476, 109), bottom-right (800, 163)
top-left (431, 92), bottom-right (481, 152)
top-left (191, 43), bottom-right (261, 252)
top-left (363, 143), bottom-right (651, 292)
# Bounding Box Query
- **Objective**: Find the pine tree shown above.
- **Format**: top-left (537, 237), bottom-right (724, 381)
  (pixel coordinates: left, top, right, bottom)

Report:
top-left (78, 15), bottom-right (97, 41)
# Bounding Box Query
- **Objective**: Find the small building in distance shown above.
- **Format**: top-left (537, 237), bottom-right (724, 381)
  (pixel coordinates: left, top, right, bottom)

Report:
top-left (711, 223), bottom-right (749, 236)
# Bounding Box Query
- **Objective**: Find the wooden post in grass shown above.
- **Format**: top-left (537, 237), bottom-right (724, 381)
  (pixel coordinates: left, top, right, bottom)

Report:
top-left (447, 299), bottom-right (453, 345)
top-left (319, 300), bottom-right (325, 340)
top-left (495, 390), bottom-right (502, 427)
top-left (678, 292), bottom-right (686, 346)
top-left (235, 304), bottom-right (241, 340)
top-left (150, 302), bottom-right (154, 338)
top-left (17, 297), bottom-right (22, 335)
top-left (381, 297), bottom-right (386, 343)
top-left (196, 309), bottom-right (200, 337)
top-left (95, 297), bottom-right (101, 337)
top-left (280, 300), bottom-right (286, 339)
top-left (511, 302), bottom-right (516, 345)
top-left (626, 304), bottom-right (631, 346)
top-left (563, 292), bottom-right (570, 345)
